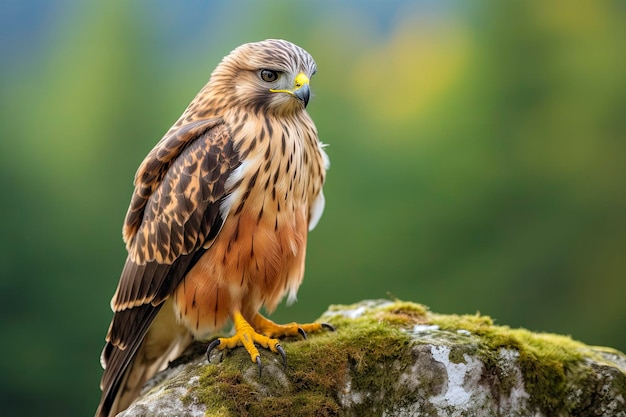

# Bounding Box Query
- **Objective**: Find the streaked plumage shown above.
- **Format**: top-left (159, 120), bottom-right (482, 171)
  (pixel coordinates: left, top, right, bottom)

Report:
top-left (96, 39), bottom-right (329, 417)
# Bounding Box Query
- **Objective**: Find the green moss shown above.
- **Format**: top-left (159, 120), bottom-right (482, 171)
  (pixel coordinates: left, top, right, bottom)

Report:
top-left (376, 300), bottom-right (429, 326)
top-left (287, 311), bottom-right (414, 415)
top-left (448, 346), bottom-right (469, 364)
top-left (430, 311), bottom-right (494, 330)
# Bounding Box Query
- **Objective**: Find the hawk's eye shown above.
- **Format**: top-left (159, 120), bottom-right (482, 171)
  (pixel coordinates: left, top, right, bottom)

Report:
top-left (260, 69), bottom-right (279, 83)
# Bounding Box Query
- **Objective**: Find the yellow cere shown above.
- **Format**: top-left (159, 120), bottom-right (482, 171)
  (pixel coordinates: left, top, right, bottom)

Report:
top-left (293, 72), bottom-right (309, 89)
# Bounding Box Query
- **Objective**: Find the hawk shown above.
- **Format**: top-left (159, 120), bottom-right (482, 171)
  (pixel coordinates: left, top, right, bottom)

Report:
top-left (96, 39), bottom-right (331, 417)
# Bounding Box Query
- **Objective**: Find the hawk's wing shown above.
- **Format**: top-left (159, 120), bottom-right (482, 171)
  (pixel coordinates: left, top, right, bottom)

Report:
top-left (97, 118), bottom-right (240, 417)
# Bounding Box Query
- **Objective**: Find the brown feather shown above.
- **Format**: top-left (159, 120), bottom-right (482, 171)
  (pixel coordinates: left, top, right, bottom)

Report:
top-left (125, 118), bottom-right (222, 250)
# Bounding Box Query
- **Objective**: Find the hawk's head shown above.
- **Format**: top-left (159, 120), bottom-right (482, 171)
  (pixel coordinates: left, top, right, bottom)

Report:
top-left (209, 39), bottom-right (317, 114)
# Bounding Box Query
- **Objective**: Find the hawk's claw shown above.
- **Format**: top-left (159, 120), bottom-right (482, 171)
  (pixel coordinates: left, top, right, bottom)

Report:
top-left (206, 339), bottom-right (221, 363)
top-left (276, 344), bottom-right (287, 369)
top-left (322, 322), bottom-right (336, 332)
top-left (298, 327), bottom-right (307, 340)
top-left (256, 356), bottom-right (262, 377)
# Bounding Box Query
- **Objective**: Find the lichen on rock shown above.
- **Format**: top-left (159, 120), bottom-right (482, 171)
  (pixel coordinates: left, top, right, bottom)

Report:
top-left (119, 299), bottom-right (626, 417)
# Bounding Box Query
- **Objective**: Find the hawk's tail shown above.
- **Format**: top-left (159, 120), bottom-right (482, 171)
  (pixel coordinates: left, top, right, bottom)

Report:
top-left (96, 300), bottom-right (191, 417)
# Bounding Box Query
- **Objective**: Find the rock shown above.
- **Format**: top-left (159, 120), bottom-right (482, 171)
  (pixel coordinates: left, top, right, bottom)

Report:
top-left (119, 299), bottom-right (626, 417)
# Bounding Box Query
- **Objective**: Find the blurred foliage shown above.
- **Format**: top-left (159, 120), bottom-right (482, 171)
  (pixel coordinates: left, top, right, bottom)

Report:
top-left (1, 0), bottom-right (625, 416)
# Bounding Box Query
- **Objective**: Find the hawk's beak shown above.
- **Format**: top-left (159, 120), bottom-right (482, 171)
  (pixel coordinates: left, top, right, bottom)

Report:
top-left (270, 72), bottom-right (310, 107)
top-left (293, 83), bottom-right (310, 107)
top-left (292, 73), bottom-right (310, 107)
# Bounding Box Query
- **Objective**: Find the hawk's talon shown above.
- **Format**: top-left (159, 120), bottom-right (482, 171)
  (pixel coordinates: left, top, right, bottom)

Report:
top-left (298, 327), bottom-right (307, 340)
top-left (276, 344), bottom-right (287, 369)
top-left (322, 322), bottom-right (336, 332)
top-left (206, 339), bottom-right (221, 363)
top-left (256, 356), bottom-right (262, 377)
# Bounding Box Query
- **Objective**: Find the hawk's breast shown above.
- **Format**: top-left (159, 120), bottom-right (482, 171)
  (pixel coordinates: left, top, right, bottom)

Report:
top-left (172, 113), bottom-right (327, 337)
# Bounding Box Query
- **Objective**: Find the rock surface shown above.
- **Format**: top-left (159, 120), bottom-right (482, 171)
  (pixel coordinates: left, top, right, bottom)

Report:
top-left (119, 299), bottom-right (626, 417)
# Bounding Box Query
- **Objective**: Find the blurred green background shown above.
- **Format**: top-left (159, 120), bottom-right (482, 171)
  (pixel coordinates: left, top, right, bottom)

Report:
top-left (1, 0), bottom-right (625, 415)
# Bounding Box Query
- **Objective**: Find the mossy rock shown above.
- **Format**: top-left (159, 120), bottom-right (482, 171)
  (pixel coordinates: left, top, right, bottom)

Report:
top-left (119, 299), bottom-right (626, 417)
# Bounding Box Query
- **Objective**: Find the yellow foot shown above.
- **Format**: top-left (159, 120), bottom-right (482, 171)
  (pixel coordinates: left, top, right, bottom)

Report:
top-left (251, 313), bottom-right (335, 340)
top-left (206, 311), bottom-right (335, 375)
top-left (207, 311), bottom-right (285, 373)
